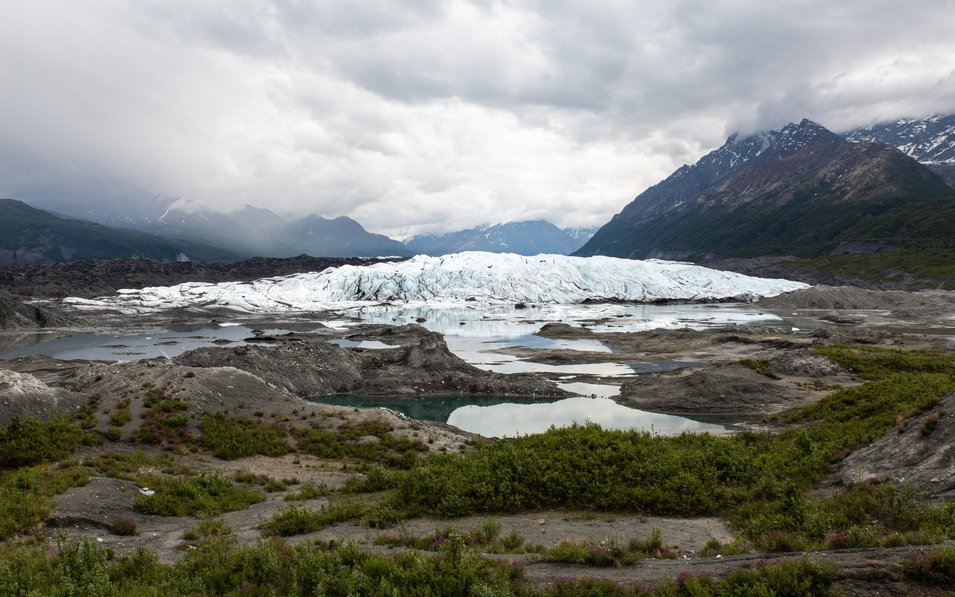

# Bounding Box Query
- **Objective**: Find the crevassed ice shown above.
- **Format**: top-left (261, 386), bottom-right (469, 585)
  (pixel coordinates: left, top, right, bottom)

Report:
top-left (65, 252), bottom-right (809, 313)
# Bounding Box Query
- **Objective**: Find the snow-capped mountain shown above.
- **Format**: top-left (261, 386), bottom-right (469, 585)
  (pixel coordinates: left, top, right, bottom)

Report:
top-left (404, 220), bottom-right (593, 256)
top-left (576, 119), bottom-right (954, 260)
top-left (66, 252), bottom-right (808, 312)
top-left (844, 114), bottom-right (955, 186)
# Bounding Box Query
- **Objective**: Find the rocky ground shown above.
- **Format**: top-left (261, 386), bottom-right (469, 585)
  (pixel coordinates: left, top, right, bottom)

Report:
top-left (1, 280), bottom-right (953, 594)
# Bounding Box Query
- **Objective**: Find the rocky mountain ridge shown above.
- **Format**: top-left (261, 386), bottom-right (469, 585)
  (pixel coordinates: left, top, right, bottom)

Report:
top-left (576, 119), bottom-right (955, 260)
top-left (844, 113), bottom-right (955, 186)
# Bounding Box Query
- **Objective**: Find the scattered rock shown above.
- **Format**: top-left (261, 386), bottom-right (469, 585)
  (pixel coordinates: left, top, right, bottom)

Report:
top-left (768, 351), bottom-right (846, 377)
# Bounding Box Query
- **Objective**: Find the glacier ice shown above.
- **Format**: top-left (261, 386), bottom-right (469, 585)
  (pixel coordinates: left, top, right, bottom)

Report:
top-left (65, 252), bottom-right (809, 313)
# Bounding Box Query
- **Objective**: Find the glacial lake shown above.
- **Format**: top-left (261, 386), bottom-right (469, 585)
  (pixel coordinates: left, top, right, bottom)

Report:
top-left (1, 302), bottom-right (780, 437)
top-left (312, 395), bottom-right (735, 438)
top-left (0, 325), bottom-right (308, 361)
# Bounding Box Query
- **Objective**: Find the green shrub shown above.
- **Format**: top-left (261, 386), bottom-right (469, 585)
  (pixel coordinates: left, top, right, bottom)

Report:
top-left (134, 474), bottom-right (264, 517)
top-left (0, 416), bottom-right (87, 467)
top-left (739, 358), bottom-right (781, 379)
top-left (260, 501), bottom-right (366, 537)
top-left (110, 517), bottom-right (137, 536)
top-left (0, 463), bottom-right (88, 540)
top-left (902, 545), bottom-right (955, 586)
top-left (199, 413), bottom-right (290, 460)
top-left (182, 518), bottom-right (231, 542)
top-left (284, 481), bottom-right (329, 501)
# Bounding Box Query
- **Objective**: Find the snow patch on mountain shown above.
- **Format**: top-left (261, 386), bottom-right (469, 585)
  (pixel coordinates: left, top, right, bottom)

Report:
top-left (845, 114), bottom-right (955, 165)
top-left (65, 252), bottom-right (809, 313)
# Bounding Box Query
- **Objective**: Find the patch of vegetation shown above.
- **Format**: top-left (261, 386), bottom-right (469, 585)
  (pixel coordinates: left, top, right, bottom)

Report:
top-left (0, 535), bottom-right (844, 596)
top-left (0, 416), bottom-right (90, 467)
top-left (232, 471), bottom-right (289, 492)
top-left (284, 481), bottom-right (330, 501)
top-left (294, 419), bottom-right (428, 468)
top-left (367, 346), bottom-right (955, 551)
top-left (918, 410), bottom-right (944, 437)
top-left (134, 473), bottom-right (265, 517)
top-left (0, 462), bottom-right (88, 540)
top-left (110, 517), bottom-right (137, 536)
top-left (376, 521), bottom-right (675, 566)
top-left (199, 412), bottom-right (290, 460)
top-left (259, 501), bottom-right (366, 537)
top-left (788, 246), bottom-right (955, 289)
top-left (86, 450), bottom-right (193, 479)
top-left (668, 557), bottom-right (839, 596)
top-left (902, 545), bottom-right (955, 587)
top-left (181, 518), bottom-right (231, 543)
top-left (739, 358), bottom-right (780, 379)
top-left (132, 387), bottom-right (195, 448)
top-left (109, 398), bottom-right (132, 427)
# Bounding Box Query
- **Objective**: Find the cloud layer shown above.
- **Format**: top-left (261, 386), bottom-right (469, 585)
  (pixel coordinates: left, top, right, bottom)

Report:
top-left (2, 0), bottom-right (954, 235)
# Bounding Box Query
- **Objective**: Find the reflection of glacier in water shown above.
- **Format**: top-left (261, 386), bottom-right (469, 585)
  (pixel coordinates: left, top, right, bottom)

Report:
top-left (0, 325), bottom-right (308, 361)
top-left (446, 397), bottom-right (731, 438)
top-left (311, 394), bottom-right (732, 437)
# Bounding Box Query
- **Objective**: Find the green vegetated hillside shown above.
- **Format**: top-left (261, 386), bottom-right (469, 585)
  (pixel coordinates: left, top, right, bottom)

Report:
top-left (1, 345), bottom-right (953, 595)
top-left (0, 199), bottom-right (238, 265)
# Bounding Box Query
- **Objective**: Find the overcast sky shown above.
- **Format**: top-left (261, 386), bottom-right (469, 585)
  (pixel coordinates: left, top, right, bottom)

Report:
top-left (2, 1), bottom-right (955, 236)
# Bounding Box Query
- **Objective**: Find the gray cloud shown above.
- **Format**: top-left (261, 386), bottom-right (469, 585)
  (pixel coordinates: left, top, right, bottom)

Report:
top-left (2, 0), bottom-right (954, 236)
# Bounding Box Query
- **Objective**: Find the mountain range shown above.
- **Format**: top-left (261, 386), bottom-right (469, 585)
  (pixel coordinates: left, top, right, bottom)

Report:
top-left (577, 118), bottom-right (955, 261)
top-left (404, 221), bottom-right (596, 256)
top-left (151, 206), bottom-right (412, 259)
top-left (0, 198), bottom-right (239, 266)
top-left (6, 113), bottom-right (955, 271)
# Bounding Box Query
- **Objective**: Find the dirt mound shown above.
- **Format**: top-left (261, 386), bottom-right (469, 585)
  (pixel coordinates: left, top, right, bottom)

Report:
top-left (175, 325), bottom-right (565, 398)
top-left (825, 391), bottom-right (955, 499)
top-left (758, 285), bottom-right (955, 315)
top-left (0, 368), bottom-right (82, 424)
top-left (617, 365), bottom-right (807, 416)
top-left (758, 285), bottom-right (911, 310)
top-left (768, 351), bottom-right (846, 377)
top-left (0, 291), bottom-right (74, 329)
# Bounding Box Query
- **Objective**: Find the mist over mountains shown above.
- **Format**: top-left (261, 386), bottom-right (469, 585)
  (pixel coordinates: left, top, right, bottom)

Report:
top-left (404, 221), bottom-right (597, 256)
top-left (5, 113), bottom-right (955, 267)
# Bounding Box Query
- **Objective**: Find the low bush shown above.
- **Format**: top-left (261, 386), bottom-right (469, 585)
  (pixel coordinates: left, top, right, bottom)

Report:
top-left (199, 413), bottom-right (290, 460)
top-left (0, 462), bottom-right (88, 539)
top-left (0, 416), bottom-right (88, 467)
top-left (902, 545), bottom-right (955, 587)
top-left (739, 358), bottom-right (780, 379)
top-left (110, 517), bottom-right (137, 536)
top-left (260, 501), bottom-right (366, 537)
top-left (134, 473), bottom-right (264, 517)
top-left (284, 481), bottom-right (329, 501)
top-left (181, 518), bottom-right (231, 542)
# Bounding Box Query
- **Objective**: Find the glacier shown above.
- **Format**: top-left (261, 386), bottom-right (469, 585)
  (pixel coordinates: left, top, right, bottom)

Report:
top-left (65, 252), bottom-right (809, 313)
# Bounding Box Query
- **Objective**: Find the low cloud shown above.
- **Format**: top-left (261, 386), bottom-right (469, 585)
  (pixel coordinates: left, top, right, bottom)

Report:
top-left (2, 0), bottom-right (954, 236)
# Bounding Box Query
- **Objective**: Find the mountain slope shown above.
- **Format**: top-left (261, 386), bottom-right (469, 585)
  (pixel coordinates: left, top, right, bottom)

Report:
top-left (0, 199), bottom-right (238, 266)
top-left (576, 119), bottom-right (955, 260)
top-left (154, 206), bottom-right (411, 259)
top-left (405, 220), bottom-right (588, 255)
top-left (844, 114), bottom-right (955, 186)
